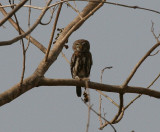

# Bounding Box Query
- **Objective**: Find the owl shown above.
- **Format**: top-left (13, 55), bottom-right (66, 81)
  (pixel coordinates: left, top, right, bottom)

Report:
top-left (70, 39), bottom-right (93, 97)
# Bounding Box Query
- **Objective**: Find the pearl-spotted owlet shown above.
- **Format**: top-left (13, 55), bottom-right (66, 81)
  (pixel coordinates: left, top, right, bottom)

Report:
top-left (70, 39), bottom-right (93, 97)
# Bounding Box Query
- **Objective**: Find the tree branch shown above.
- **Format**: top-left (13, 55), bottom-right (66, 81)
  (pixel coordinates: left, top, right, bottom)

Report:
top-left (45, 2), bottom-right (63, 61)
top-left (122, 42), bottom-right (160, 87)
top-left (0, 77), bottom-right (160, 107)
top-left (0, 0), bottom-right (105, 107)
top-left (39, 78), bottom-right (160, 98)
top-left (0, 0), bottom-right (52, 46)
top-left (125, 72), bottom-right (160, 110)
top-left (82, 100), bottom-right (117, 132)
top-left (34, 0), bottom-right (104, 77)
top-left (0, 3), bottom-right (46, 53)
top-left (0, 0), bottom-right (29, 26)
top-left (99, 94), bottom-right (124, 129)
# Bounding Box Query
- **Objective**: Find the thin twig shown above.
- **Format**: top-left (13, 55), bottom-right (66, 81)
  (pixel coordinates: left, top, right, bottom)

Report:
top-left (98, 65), bottom-right (119, 126)
top-left (0, 0), bottom-right (53, 46)
top-left (86, 88), bottom-right (90, 132)
top-left (103, 1), bottom-right (160, 15)
top-left (96, 90), bottom-right (119, 108)
top-left (0, 4), bottom-right (43, 10)
top-left (149, 50), bottom-right (160, 56)
top-left (0, 0), bottom-right (29, 26)
top-left (9, 0), bottom-right (26, 85)
top-left (66, 2), bottom-right (83, 19)
top-left (122, 42), bottom-right (160, 87)
top-left (1, 0), bottom-right (160, 16)
top-left (45, 3), bottom-right (63, 62)
top-left (99, 66), bottom-right (113, 127)
top-left (40, 6), bottom-right (57, 25)
top-left (100, 66), bottom-right (113, 82)
top-left (151, 21), bottom-right (160, 42)
top-left (49, 0), bottom-right (160, 15)
top-left (0, 4), bottom-right (47, 53)
top-left (98, 93), bottom-right (103, 127)
top-left (125, 72), bottom-right (160, 110)
top-left (61, 52), bottom-right (70, 64)
top-left (99, 94), bottom-right (124, 130)
top-left (25, 0), bottom-right (32, 52)
top-left (82, 99), bottom-right (117, 132)
top-left (20, 40), bottom-right (26, 86)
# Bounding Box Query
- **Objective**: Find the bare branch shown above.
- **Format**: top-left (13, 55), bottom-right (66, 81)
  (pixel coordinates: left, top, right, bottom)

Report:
top-left (61, 52), bottom-right (70, 64)
top-left (39, 78), bottom-right (160, 98)
top-left (151, 21), bottom-right (160, 42)
top-left (96, 90), bottom-right (119, 108)
top-left (1, 77), bottom-right (160, 107)
top-left (8, 0), bottom-right (26, 85)
top-left (125, 72), bottom-right (160, 110)
top-left (85, 90), bottom-right (91, 132)
top-left (122, 42), bottom-right (160, 87)
top-left (0, 0), bottom-right (53, 46)
top-left (100, 66), bottom-right (113, 82)
top-left (34, 1), bottom-right (105, 77)
top-left (82, 99), bottom-right (117, 132)
top-left (20, 40), bottom-right (26, 85)
top-left (149, 50), bottom-right (160, 56)
top-left (45, 3), bottom-right (63, 61)
top-left (99, 94), bottom-right (124, 129)
top-left (0, 0), bottom-right (105, 107)
top-left (66, 2), bottom-right (83, 19)
top-left (0, 0), bottom-right (29, 26)
top-left (0, 4), bottom-right (43, 10)
top-left (0, 3), bottom-right (46, 53)
top-left (103, 1), bottom-right (160, 15)
top-left (98, 66), bottom-right (119, 108)
top-left (98, 93), bottom-right (103, 127)
top-left (99, 66), bottom-right (113, 127)
top-left (25, 0), bottom-right (32, 52)
top-left (1, 0), bottom-right (160, 16)
top-left (40, 6), bottom-right (56, 25)
top-left (49, 0), bottom-right (160, 15)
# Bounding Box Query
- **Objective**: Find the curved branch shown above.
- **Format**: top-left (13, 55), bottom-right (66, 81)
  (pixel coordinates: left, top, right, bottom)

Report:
top-left (0, 0), bottom-right (29, 26)
top-left (1, 0), bottom-right (160, 16)
top-left (99, 94), bottom-right (124, 130)
top-left (0, 3), bottom-right (46, 53)
top-left (40, 6), bottom-right (56, 25)
top-left (125, 72), bottom-right (160, 110)
top-left (123, 42), bottom-right (160, 87)
top-left (0, 0), bottom-right (52, 46)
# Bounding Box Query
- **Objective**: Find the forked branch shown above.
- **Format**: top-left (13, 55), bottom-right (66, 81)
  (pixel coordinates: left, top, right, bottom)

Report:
top-left (0, 3), bottom-right (47, 53)
top-left (0, 0), bottom-right (29, 26)
top-left (123, 42), bottom-right (160, 87)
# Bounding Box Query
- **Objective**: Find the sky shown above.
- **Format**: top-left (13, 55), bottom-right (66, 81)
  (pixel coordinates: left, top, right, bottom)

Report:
top-left (0, 0), bottom-right (160, 132)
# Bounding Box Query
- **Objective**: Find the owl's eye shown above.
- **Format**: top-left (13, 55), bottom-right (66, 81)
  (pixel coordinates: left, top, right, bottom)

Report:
top-left (82, 42), bottom-right (86, 45)
top-left (76, 43), bottom-right (82, 51)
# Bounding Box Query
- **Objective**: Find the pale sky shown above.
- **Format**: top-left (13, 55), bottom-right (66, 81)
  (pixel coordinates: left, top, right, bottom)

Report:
top-left (0, 0), bottom-right (160, 132)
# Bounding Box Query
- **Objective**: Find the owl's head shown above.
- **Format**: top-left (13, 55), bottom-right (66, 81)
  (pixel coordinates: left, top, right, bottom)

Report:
top-left (72, 39), bottom-right (90, 52)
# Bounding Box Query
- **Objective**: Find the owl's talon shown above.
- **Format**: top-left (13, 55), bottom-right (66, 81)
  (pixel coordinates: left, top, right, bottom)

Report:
top-left (75, 76), bottom-right (80, 80)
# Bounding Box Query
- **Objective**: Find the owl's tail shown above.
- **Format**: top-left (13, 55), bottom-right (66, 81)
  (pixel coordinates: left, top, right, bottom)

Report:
top-left (76, 86), bottom-right (82, 97)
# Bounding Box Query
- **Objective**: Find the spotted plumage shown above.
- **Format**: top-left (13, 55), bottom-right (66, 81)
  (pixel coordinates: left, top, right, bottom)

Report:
top-left (70, 39), bottom-right (93, 97)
